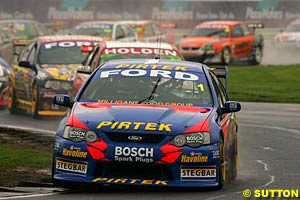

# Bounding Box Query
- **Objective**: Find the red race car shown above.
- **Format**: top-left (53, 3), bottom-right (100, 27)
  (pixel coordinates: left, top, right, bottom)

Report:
top-left (178, 21), bottom-right (264, 65)
top-left (73, 41), bottom-right (184, 95)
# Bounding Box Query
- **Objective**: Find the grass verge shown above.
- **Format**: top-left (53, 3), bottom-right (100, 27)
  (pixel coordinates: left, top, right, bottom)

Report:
top-left (0, 131), bottom-right (53, 187)
top-left (227, 65), bottom-right (300, 103)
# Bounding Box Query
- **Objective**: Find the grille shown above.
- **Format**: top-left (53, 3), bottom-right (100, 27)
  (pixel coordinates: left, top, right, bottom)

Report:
top-left (104, 162), bottom-right (172, 180)
top-left (105, 132), bottom-right (166, 144)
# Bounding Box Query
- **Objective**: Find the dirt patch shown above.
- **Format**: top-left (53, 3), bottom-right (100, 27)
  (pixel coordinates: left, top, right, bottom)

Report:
top-left (0, 131), bottom-right (54, 187)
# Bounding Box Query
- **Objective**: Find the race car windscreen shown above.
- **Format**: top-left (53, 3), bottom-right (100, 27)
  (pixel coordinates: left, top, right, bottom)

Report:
top-left (285, 23), bottom-right (300, 32)
top-left (79, 71), bottom-right (213, 106)
top-left (188, 28), bottom-right (229, 38)
top-left (100, 54), bottom-right (183, 64)
top-left (71, 24), bottom-right (113, 37)
top-left (38, 41), bottom-right (91, 65)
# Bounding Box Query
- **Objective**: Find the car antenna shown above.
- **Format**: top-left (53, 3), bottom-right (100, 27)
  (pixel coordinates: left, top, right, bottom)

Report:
top-left (155, 8), bottom-right (163, 60)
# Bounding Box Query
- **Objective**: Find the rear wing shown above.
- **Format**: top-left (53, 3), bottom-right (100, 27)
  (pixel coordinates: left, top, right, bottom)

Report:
top-left (247, 22), bottom-right (264, 29)
top-left (209, 66), bottom-right (228, 89)
top-left (12, 39), bottom-right (30, 56)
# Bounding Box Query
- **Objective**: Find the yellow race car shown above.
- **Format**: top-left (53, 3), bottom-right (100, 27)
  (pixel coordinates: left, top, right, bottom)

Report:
top-left (8, 35), bottom-right (103, 118)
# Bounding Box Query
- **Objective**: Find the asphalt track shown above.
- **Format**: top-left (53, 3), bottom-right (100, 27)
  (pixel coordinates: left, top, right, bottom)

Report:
top-left (0, 102), bottom-right (300, 200)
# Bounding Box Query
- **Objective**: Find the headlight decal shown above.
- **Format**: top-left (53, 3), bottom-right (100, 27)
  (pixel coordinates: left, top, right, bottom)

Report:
top-left (63, 126), bottom-right (98, 143)
top-left (171, 132), bottom-right (210, 148)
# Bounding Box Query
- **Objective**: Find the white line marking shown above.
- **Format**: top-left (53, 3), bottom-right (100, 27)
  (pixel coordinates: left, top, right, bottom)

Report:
top-left (0, 192), bottom-right (58, 200)
top-left (256, 160), bottom-right (270, 171)
top-left (240, 123), bottom-right (300, 134)
top-left (259, 146), bottom-right (274, 151)
top-left (263, 175), bottom-right (275, 187)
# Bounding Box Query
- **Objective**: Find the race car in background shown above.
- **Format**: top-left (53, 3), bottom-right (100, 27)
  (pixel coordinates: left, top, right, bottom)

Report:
top-left (70, 21), bottom-right (137, 42)
top-left (52, 58), bottom-right (241, 189)
top-left (0, 25), bottom-right (13, 63)
top-left (0, 57), bottom-right (10, 108)
top-left (178, 21), bottom-right (264, 65)
top-left (0, 20), bottom-right (48, 40)
top-left (274, 19), bottom-right (300, 48)
top-left (8, 35), bottom-right (103, 118)
top-left (73, 41), bottom-right (184, 95)
top-left (119, 20), bottom-right (175, 45)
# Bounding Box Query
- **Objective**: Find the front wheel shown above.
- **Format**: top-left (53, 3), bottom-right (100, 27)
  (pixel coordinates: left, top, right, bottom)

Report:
top-left (216, 135), bottom-right (225, 189)
top-left (221, 48), bottom-right (231, 65)
top-left (249, 46), bottom-right (262, 65)
top-left (7, 83), bottom-right (26, 115)
top-left (31, 84), bottom-right (40, 119)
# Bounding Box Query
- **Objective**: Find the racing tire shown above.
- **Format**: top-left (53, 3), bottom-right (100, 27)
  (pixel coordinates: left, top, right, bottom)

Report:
top-left (249, 46), bottom-right (262, 65)
top-left (221, 47), bottom-right (231, 65)
top-left (216, 135), bottom-right (225, 189)
top-left (31, 84), bottom-right (40, 119)
top-left (227, 136), bottom-right (238, 181)
top-left (7, 83), bottom-right (26, 115)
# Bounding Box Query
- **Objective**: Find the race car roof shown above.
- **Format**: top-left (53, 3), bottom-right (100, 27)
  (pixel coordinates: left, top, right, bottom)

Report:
top-left (100, 59), bottom-right (206, 73)
top-left (104, 41), bottom-right (176, 50)
top-left (75, 21), bottom-right (115, 26)
top-left (197, 20), bottom-right (244, 27)
top-left (39, 35), bottom-right (103, 43)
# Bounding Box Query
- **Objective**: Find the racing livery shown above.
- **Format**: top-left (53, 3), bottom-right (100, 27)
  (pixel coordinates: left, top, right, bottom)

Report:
top-left (274, 19), bottom-right (300, 48)
top-left (8, 35), bottom-right (103, 118)
top-left (52, 59), bottom-right (241, 189)
top-left (73, 41), bottom-right (184, 95)
top-left (178, 21), bottom-right (264, 65)
top-left (0, 57), bottom-right (9, 108)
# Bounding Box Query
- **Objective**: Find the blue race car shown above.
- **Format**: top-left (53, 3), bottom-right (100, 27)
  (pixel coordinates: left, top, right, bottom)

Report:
top-left (52, 59), bottom-right (241, 189)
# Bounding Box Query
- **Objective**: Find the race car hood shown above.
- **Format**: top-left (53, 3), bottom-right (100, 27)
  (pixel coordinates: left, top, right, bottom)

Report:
top-left (68, 103), bottom-right (213, 135)
top-left (40, 64), bottom-right (82, 81)
top-left (274, 32), bottom-right (300, 41)
top-left (180, 37), bottom-right (221, 48)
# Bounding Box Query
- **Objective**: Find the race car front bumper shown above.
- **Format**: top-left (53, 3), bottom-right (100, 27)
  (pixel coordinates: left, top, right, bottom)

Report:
top-left (180, 49), bottom-right (221, 63)
top-left (53, 135), bottom-right (222, 187)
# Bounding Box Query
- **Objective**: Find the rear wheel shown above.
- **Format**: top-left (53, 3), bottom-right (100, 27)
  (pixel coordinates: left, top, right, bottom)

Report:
top-left (227, 136), bottom-right (238, 181)
top-left (7, 83), bottom-right (26, 115)
top-left (221, 48), bottom-right (231, 65)
top-left (249, 46), bottom-right (262, 65)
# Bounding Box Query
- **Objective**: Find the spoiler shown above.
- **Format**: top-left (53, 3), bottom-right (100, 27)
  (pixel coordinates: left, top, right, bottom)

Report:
top-left (247, 22), bottom-right (264, 29)
top-left (209, 66), bottom-right (228, 89)
top-left (12, 39), bottom-right (30, 56)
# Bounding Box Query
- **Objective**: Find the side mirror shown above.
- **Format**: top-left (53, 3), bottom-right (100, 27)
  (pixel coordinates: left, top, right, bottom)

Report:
top-left (223, 101), bottom-right (241, 113)
top-left (53, 95), bottom-right (72, 107)
top-left (18, 61), bottom-right (35, 71)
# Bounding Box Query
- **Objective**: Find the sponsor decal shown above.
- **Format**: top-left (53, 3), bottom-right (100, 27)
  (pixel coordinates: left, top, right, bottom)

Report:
top-left (114, 146), bottom-right (154, 163)
top-left (43, 41), bottom-right (99, 49)
top-left (213, 150), bottom-right (220, 159)
top-left (54, 142), bottom-right (60, 151)
top-left (56, 159), bottom-right (87, 174)
top-left (97, 99), bottom-right (193, 106)
top-left (99, 69), bottom-right (198, 81)
top-left (115, 64), bottom-right (187, 71)
top-left (181, 155), bottom-right (208, 163)
top-left (97, 121), bottom-right (172, 132)
top-left (93, 177), bottom-right (168, 185)
top-left (68, 128), bottom-right (86, 142)
top-left (181, 166), bottom-right (216, 181)
top-left (127, 135), bottom-right (142, 141)
top-left (62, 146), bottom-right (88, 158)
top-left (103, 48), bottom-right (179, 56)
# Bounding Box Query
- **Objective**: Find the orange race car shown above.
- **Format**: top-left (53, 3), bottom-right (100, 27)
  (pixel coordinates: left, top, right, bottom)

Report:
top-left (178, 21), bottom-right (264, 65)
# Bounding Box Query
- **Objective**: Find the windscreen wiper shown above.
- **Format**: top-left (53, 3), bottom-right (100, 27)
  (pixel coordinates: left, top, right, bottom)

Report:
top-left (138, 77), bottom-right (161, 104)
